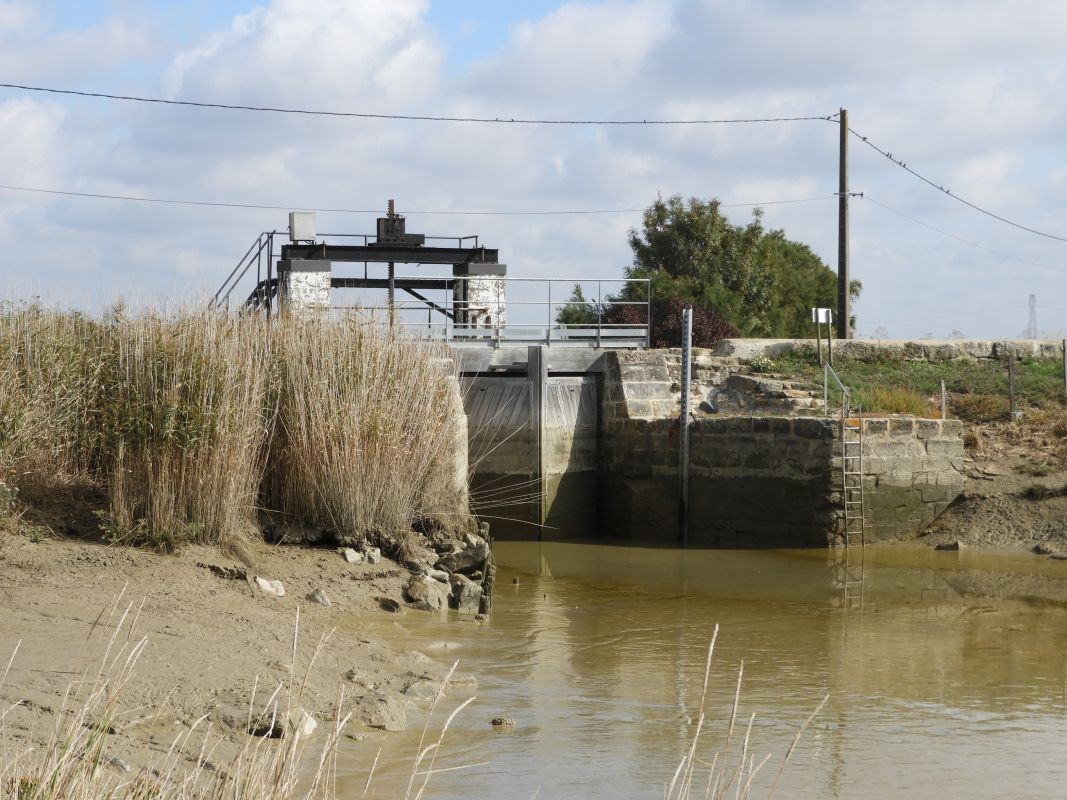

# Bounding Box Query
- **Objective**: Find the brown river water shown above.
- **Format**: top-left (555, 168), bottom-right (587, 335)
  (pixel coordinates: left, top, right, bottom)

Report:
top-left (337, 542), bottom-right (1067, 799)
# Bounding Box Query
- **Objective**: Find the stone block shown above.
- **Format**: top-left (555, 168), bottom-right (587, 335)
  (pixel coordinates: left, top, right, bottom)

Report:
top-left (915, 419), bottom-right (941, 439)
top-left (794, 417), bottom-right (834, 439)
top-left (863, 419), bottom-right (888, 436)
top-left (941, 419), bottom-right (964, 437)
top-left (767, 417), bottom-right (793, 434)
top-left (889, 418), bottom-right (914, 436)
top-left (623, 382), bottom-right (675, 401)
top-left (926, 439), bottom-right (964, 458)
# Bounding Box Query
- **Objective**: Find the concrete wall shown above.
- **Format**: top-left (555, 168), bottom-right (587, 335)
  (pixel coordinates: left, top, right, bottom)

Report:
top-left (713, 337), bottom-right (1064, 362)
top-left (463, 348), bottom-right (967, 548)
top-left (462, 375), bottom-right (597, 540)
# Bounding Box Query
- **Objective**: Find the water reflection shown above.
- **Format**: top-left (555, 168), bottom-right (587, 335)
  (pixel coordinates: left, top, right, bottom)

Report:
top-left (338, 543), bottom-right (1067, 800)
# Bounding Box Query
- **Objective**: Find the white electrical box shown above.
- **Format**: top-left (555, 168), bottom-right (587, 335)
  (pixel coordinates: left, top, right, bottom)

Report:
top-left (288, 211), bottom-right (316, 242)
top-left (811, 307), bottom-right (833, 324)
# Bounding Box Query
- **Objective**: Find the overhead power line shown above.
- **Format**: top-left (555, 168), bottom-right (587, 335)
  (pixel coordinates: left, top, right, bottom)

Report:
top-left (0, 182), bottom-right (841, 215)
top-left (849, 126), bottom-right (1067, 244)
top-left (0, 83), bottom-right (837, 126)
top-left (863, 195), bottom-right (1067, 275)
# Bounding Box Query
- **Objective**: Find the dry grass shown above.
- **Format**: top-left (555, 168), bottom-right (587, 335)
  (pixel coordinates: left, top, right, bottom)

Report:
top-left (852, 385), bottom-right (933, 417)
top-left (264, 319), bottom-right (467, 560)
top-left (0, 303), bottom-right (471, 558)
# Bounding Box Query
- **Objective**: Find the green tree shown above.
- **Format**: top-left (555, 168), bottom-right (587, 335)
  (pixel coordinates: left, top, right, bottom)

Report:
top-left (625, 195), bottom-right (771, 336)
top-left (760, 231), bottom-right (861, 336)
top-left (617, 194), bottom-right (860, 342)
top-left (555, 284), bottom-right (599, 326)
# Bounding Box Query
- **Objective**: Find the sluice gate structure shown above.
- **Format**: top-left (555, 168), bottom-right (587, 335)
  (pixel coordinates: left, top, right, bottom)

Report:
top-left (214, 209), bottom-right (965, 547)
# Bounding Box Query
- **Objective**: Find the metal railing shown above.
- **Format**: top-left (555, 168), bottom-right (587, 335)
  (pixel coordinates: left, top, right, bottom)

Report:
top-left (210, 231), bottom-right (279, 314)
top-left (210, 232), bottom-right (652, 348)
top-left (823, 362), bottom-right (851, 418)
top-left (331, 276), bottom-right (651, 348)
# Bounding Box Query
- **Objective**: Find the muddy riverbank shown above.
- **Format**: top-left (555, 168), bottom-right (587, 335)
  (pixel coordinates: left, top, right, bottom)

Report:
top-left (0, 533), bottom-right (483, 777)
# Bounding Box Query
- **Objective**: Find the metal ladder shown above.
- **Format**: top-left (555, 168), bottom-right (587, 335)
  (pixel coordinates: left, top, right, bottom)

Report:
top-left (825, 363), bottom-right (866, 549)
top-left (841, 414), bottom-right (866, 548)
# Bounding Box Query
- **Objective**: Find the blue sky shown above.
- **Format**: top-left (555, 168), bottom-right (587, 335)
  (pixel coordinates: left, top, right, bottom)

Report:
top-left (1, 0), bottom-right (1066, 338)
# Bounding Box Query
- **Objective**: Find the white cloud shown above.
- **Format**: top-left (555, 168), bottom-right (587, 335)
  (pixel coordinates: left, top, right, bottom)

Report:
top-left (1, 0), bottom-right (1066, 338)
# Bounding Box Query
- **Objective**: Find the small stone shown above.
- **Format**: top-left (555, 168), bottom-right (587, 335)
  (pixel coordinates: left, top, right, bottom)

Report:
top-left (1033, 543), bottom-right (1056, 556)
top-left (342, 548), bottom-right (363, 564)
top-left (358, 691), bottom-right (409, 732)
top-left (307, 589), bottom-right (331, 607)
top-left (291, 709), bottom-right (317, 738)
top-left (474, 613), bottom-right (488, 622)
top-left (512, 577), bottom-right (519, 585)
top-left (934, 541), bottom-right (962, 551)
top-left (254, 577), bottom-right (286, 597)
top-left (107, 756), bottom-right (131, 773)
top-left (490, 717), bottom-right (515, 728)
top-left (424, 568), bottom-right (450, 583)
top-left (405, 575), bottom-right (450, 611)
top-left (378, 597), bottom-right (403, 614)
top-left (449, 574), bottom-right (483, 614)
top-left (365, 547), bottom-right (382, 565)
top-left (1052, 554), bottom-right (1067, 561)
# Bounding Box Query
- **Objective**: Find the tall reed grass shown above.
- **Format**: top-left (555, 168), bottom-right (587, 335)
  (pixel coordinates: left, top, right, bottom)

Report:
top-left (0, 303), bottom-right (470, 557)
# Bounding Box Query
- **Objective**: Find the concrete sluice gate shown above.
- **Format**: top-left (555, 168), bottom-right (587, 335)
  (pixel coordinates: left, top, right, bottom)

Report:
top-left (460, 347), bottom-right (966, 547)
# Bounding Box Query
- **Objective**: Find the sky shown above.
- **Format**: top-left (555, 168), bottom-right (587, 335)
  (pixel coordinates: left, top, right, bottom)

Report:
top-left (1, 0), bottom-right (1066, 338)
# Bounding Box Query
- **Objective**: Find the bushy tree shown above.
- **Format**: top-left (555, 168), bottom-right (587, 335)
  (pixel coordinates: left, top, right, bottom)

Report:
top-left (555, 284), bottom-right (599, 326)
top-left (613, 194), bottom-right (860, 345)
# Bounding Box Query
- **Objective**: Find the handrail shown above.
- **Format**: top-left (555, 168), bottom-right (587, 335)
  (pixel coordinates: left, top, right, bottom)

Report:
top-left (210, 231), bottom-right (277, 310)
top-left (823, 362), bottom-right (851, 417)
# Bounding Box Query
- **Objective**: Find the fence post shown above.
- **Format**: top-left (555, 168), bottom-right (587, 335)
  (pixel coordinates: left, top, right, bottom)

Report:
top-left (1062, 339), bottom-right (1066, 397)
top-left (679, 308), bottom-right (693, 548)
top-left (940, 379), bottom-right (947, 420)
top-left (1008, 355), bottom-right (1017, 420)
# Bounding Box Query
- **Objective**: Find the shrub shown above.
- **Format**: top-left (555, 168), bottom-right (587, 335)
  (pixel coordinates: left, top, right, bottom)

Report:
top-left (950, 393), bottom-right (1011, 423)
top-left (853, 385), bottom-right (932, 416)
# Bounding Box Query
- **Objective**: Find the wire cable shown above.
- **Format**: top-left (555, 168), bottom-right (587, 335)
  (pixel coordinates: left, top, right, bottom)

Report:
top-left (0, 83), bottom-right (837, 126)
top-left (0, 182), bottom-right (840, 215)
top-left (849, 126), bottom-right (1067, 244)
top-left (862, 195), bottom-right (1067, 275)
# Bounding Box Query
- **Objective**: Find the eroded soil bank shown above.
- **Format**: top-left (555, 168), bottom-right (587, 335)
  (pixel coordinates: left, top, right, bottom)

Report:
top-left (0, 533), bottom-right (483, 776)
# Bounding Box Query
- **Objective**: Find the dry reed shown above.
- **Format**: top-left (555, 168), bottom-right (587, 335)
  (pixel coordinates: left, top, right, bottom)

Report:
top-left (0, 303), bottom-right (471, 557)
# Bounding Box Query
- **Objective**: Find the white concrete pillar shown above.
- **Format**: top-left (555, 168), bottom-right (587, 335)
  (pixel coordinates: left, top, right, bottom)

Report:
top-left (278, 259), bottom-right (332, 317)
top-left (461, 277), bottom-right (506, 328)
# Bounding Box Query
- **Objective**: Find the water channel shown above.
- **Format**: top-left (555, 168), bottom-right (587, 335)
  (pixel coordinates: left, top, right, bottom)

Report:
top-left (338, 542), bottom-right (1067, 799)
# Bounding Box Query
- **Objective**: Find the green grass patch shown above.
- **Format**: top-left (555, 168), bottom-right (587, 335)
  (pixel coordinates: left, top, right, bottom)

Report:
top-left (758, 350), bottom-right (1067, 418)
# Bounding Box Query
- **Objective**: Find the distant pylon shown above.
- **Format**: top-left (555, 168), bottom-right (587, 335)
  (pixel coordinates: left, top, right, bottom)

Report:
top-left (1026, 294), bottom-right (1038, 338)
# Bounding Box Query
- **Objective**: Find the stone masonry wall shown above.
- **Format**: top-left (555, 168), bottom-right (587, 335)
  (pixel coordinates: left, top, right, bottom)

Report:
top-left (848, 418), bottom-right (966, 542)
top-left (599, 415), bottom-right (839, 547)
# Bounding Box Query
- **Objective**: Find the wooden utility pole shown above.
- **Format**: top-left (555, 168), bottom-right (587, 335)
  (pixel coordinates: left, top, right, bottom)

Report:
top-left (837, 108), bottom-right (851, 340)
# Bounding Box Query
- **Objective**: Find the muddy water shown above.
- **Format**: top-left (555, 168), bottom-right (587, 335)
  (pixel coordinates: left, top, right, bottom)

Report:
top-left (339, 543), bottom-right (1067, 799)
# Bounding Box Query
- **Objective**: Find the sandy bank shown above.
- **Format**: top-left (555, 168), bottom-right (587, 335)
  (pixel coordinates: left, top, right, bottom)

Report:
top-left (0, 533), bottom-right (479, 776)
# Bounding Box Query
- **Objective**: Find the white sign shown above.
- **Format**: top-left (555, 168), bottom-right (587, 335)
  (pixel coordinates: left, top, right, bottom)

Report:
top-left (811, 307), bottom-right (833, 324)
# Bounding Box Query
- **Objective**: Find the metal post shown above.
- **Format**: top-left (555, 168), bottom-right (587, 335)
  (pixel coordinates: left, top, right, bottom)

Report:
top-left (1009, 355), bottom-right (1017, 419)
top-left (547, 280), bottom-right (552, 346)
top-left (816, 320), bottom-right (823, 365)
top-left (824, 363), bottom-right (829, 415)
top-left (528, 345), bottom-right (548, 540)
top-left (837, 107), bottom-right (851, 340)
top-left (827, 322), bottom-right (833, 366)
top-left (679, 308), bottom-right (693, 547)
top-left (940, 379), bottom-right (947, 420)
top-left (1062, 339), bottom-right (1066, 396)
